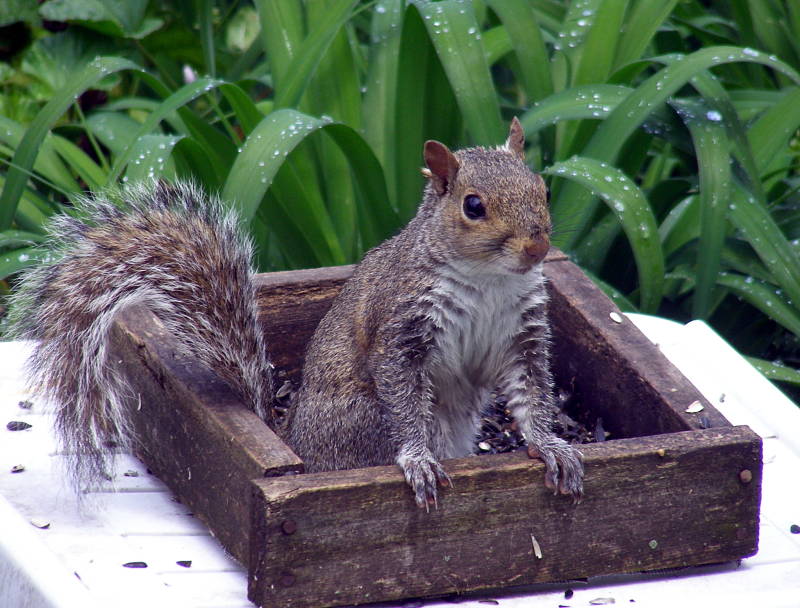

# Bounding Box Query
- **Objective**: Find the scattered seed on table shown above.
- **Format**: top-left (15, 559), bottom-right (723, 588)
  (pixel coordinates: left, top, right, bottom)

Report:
top-left (123, 470), bottom-right (139, 477)
top-left (276, 381), bottom-right (293, 400)
top-left (30, 519), bottom-right (50, 529)
top-left (176, 560), bottom-right (192, 568)
top-left (18, 400), bottom-right (33, 409)
top-left (11, 464), bottom-right (25, 473)
top-left (122, 562), bottom-right (148, 569)
top-left (685, 401), bottom-right (704, 414)
top-left (7, 421), bottom-right (32, 431)
top-left (790, 524), bottom-right (800, 534)
top-left (565, 589), bottom-right (574, 599)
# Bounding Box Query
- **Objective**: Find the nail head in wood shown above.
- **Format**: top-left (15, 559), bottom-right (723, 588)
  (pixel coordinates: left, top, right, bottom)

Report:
top-left (281, 519), bottom-right (298, 535)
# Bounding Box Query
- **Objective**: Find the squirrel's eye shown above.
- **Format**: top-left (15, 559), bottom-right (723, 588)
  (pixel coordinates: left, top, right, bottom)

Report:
top-left (463, 195), bottom-right (485, 220)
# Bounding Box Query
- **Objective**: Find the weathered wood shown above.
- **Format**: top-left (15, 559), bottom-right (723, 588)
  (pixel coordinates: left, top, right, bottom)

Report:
top-left (108, 253), bottom-right (762, 608)
top-left (543, 259), bottom-right (727, 437)
top-left (249, 426), bottom-right (761, 608)
top-left (108, 305), bottom-right (304, 565)
top-left (254, 265), bottom-right (352, 385)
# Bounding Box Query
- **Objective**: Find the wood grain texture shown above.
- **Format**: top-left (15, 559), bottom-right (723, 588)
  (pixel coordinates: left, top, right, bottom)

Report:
top-left (543, 259), bottom-right (728, 437)
top-left (249, 426), bottom-right (761, 608)
top-left (108, 305), bottom-right (303, 565)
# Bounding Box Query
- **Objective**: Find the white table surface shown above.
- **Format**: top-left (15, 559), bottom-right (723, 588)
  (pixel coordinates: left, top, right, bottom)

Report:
top-left (2, 314), bottom-right (799, 608)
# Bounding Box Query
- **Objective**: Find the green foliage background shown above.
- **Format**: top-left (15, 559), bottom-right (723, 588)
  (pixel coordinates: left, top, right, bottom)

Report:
top-left (1, 0), bottom-right (800, 395)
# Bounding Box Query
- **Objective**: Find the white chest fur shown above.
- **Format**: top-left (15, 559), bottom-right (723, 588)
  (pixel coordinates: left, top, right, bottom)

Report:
top-left (424, 265), bottom-right (547, 457)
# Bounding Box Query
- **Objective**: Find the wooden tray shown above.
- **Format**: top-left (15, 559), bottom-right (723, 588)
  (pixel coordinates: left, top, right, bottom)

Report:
top-left (107, 251), bottom-right (761, 608)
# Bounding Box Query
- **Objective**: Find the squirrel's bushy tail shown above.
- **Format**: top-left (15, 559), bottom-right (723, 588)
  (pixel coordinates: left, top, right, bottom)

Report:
top-left (8, 180), bottom-right (274, 488)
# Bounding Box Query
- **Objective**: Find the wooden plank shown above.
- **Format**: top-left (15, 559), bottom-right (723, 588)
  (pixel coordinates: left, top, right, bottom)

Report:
top-left (544, 259), bottom-right (729, 437)
top-left (249, 426), bottom-right (762, 608)
top-left (254, 265), bottom-right (352, 385)
top-left (108, 305), bottom-right (304, 566)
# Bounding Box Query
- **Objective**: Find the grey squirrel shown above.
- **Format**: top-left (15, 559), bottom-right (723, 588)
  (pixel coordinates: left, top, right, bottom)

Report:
top-left (8, 118), bottom-right (583, 506)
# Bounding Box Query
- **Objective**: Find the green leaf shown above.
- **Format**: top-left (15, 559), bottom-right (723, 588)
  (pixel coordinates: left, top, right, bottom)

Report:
top-left (273, 0), bottom-right (359, 110)
top-left (520, 84), bottom-right (632, 134)
top-left (717, 273), bottom-right (800, 337)
top-left (0, 247), bottom-right (51, 281)
top-left (545, 156), bottom-right (664, 312)
top-left (0, 175), bottom-right (52, 233)
top-left (39, 0), bottom-right (161, 39)
top-left (583, 268), bottom-right (639, 312)
top-left (223, 109), bottom-right (396, 250)
top-left (570, 0), bottom-right (627, 87)
top-left (195, 0), bottom-right (216, 76)
top-left (363, 0), bottom-right (405, 200)
top-left (219, 83), bottom-right (265, 135)
top-left (253, 0), bottom-right (304, 91)
top-left (416, 0), bottom-right (504, 145)
top-left (106, 77), bottom-right (225, 183)
top-left (671, 98), bottom-right (731, 319)
top-left (49, 135), bottom-right (107, 191)
top-left (552, 46), bottom-right (800, 247)
top-left (393, 4), bottom-right (435, 221)
top-left (745, 357), bottom-right (800, 387)
top-left (171, 137), bottom-right (221, 192)
top-left (747, 86), bottom-right (800, 175)
top-left (0, 230), bottom-right (45, 249)
top-left (485, 0), bottom-right (552, 101)
top-left (0, 56), bottom-right (139, 230)
top-left (0, 115), bottom-right (79, 193)
top-left (613, 0), bottom-right (679, 69)
top-left (123, 135), bottom-right (182, 183)
top-left (727, 184), bottom-right (800, 314)
top-left (85, 111), bottom-right (145, 156)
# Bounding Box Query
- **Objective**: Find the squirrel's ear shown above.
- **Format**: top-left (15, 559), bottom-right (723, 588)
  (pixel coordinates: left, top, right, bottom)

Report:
top-left (424, 140), bottom-right (460, 196)
top-left (505, 117), bottom-right (525, 160)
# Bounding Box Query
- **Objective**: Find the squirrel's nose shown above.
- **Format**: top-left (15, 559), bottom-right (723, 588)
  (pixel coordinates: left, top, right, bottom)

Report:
top-left (522, 236), bottom-right (549, 264)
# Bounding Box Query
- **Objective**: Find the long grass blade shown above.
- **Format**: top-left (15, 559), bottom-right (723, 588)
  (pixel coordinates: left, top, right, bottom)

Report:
top-left (416, 0), bottom-right (504, 145)
top-left (545, 156), bottom-right (664, 312)
top-left (123, 135), bottom-right (183, 182)
top-left (672, 98), bottom-right (731, 319)
top-left (717, 272), bottom-right (800, 337)
top-left (253, 0), bottom-right (304, 90)
top-left (223, 109), bottom-right (395, 251)
top-left (363, 0), bottom-right (404, 195)
top-left (273, 0), bottom-right (359, 110)
top-left (106, 77), bottom-right (225, 183)
top-left (0, 116), bottom-right (79, 194)
top-left (485, 0), bottom-right (552, 101)
top-left (613, 0), bottom-right (679, 70)
top-left (747, 86), bottom-right (800, 175)
top-left (745, 356), bottom-right (800, 387)
top-left (0, 56), bottom-right (138, 228)
top-left (552, 46), bottom-right (800, 247)
top-left (727, 183), bottom-right (800, 312)
top-left (0, 247), bottom-right (51, 281)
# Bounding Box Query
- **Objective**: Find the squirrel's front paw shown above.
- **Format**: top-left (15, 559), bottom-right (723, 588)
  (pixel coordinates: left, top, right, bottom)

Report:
top-left (527, 438), bottom-right (584, 502)
top-left (397, 450), bottom-right (451, 510)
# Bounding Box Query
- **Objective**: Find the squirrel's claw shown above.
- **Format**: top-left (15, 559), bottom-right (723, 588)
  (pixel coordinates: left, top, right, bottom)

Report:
top-left (399, 451), bottom-right (451, 510)
top-left (528, 439), bottom-right (584, 503)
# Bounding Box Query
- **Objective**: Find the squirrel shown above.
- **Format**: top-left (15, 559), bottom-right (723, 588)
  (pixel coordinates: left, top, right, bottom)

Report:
top-left (8, 117), bottom-right (583, 507)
